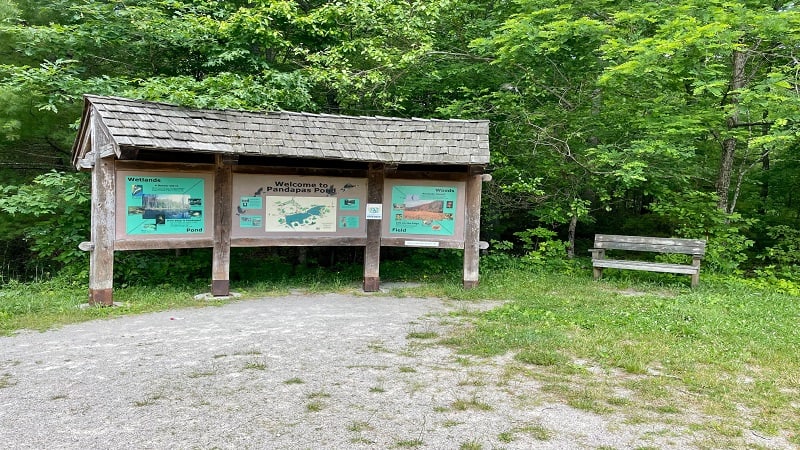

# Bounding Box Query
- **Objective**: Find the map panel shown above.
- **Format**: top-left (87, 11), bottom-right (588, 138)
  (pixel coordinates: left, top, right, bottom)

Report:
top-left (264, 196), bottom-right (337, 232)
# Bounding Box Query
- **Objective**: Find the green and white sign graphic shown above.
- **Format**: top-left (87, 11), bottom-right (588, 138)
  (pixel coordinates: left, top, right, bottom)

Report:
top-left (389, 185), bottom-right (457, 236)
top-left (125, 176), bottom-right (205, 235)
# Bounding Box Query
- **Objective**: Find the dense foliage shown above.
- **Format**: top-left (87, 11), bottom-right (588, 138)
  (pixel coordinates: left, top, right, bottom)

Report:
top-left (0, 0), bottom-right (799, 285)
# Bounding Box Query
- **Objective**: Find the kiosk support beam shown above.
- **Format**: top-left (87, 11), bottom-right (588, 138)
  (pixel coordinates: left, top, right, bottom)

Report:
top-left (212, 154), bottom-right (233, 296)
top-left (88, 154), bottom-right (116, 305)
top-left (363, 163), bottom-right (384, 292)
top-left (463, 172), bottom-right (484, 289)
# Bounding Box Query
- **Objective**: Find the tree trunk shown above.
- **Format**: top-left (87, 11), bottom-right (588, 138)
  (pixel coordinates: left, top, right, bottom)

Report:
top-left (567, 212), bottom-right (577, 259)
top-left (759, 111), bottom-right (771, 215)
top-left (717, 137), bottom-right (736, 213)
top-left (716, 49), bottom-right (748, 213)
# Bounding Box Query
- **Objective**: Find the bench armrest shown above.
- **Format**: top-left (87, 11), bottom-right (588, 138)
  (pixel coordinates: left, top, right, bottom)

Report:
top-left (589, 248), bottom-right (605, 260)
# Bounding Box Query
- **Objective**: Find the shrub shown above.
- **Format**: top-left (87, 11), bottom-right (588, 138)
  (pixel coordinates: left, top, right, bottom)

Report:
top-left (650, 191), bottom-right (754, 274)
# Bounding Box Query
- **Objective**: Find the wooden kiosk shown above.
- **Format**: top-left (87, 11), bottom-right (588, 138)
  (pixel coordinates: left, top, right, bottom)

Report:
top-left (71, 95), bottom-right (490, 305)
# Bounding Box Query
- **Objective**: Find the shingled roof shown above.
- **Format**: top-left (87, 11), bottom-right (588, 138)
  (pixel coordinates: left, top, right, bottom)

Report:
top-left (72, 95), bottom-right (489, 168)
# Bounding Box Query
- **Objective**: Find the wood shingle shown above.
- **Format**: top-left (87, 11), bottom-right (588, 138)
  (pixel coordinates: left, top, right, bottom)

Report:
top-left (72, 95), bottom-right (489, 168)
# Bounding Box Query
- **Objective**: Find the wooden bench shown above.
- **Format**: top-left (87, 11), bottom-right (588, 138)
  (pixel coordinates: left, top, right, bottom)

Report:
top-left (590, 234), bottom-right (706, 287)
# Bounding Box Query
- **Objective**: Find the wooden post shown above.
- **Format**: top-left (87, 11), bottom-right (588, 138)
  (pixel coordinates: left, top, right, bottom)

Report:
top-left (691, 255), bottom-right (702, 288)
top-left (211, 154), bottom-right (233, 296)
top-left (88, 155), bottom-right (116, 305)
top-left (363, 163), bottom-right (384, 292)
top-left (463, 171), bottom-right (486, 289)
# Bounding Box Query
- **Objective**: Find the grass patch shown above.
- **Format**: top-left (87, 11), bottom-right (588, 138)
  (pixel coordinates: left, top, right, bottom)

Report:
top-left (0, 269), bottom-right (363, 336)
top-left (394, 439), bottom-right (423, 448)
top-left (515, 348), bottom-right (568, 366)
top-left (0, 278), bottom-right (223, 335)
top-left (441, 267), bottom-right (800, 446)
top-left (283, 377), bottom-right (304, 385)
top-left (398, 366), bottom-right (417, 373)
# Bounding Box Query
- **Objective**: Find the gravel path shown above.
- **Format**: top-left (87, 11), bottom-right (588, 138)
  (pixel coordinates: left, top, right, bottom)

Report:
top-left (0, 292), bottom-right (784, 449)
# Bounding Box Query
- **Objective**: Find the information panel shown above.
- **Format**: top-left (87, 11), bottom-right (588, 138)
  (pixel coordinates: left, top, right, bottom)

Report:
top-left (389, 185), bottom-right (458, 236)
top-left (382, 179), bottom-right (466, 241)
top-left (118, 172), bottom-right (211, 237)
top-left (232, 173), bottom-right (368, 238)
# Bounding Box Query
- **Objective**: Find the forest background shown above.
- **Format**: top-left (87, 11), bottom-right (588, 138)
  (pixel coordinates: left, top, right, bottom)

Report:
top-left (1, 0), bottom-right (800, 288)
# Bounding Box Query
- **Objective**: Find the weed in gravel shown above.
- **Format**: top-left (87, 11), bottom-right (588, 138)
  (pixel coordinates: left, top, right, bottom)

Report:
top-left (451, 397), bottom-right (492, 411)
top-left (457, 372), bottom-right (486, 386)
top-left (0, 373), bottom-right (15, 389)
top-left (368, 341), bottom-right (392, 353)
top-left (407, 331), bottom-right (438, 339)
top-left (305, 391), bottom-right (330, 411)
top-left (212, 354), bottom-right (227, 359)
top-left (394, 439), bottom-right (423, 448)
top-left (405, 379), bottom-right (427, 394)
top-left (307, 390), bottom-right (331, 400)
top-left (455, 357), bottom-right (476, 366)
top-left (347, 421), bottom-right (374, 432)
top-left (498, 423), bottom-right (551, 442)
top-left (244, 360), bottom-right (267, 370)
top-left (518, 424), bottom-right (552, 441)
top-left (50, 394), bottom-right (68, 400)
top-left (188, 369), bottom-right (216, 378)
top-left (283, 377), bottom-right (304, 385)
top-left (459, 440), bottom-right (483, 450)
top-left (369, 385), bottom-right (386, 393)
top-left (306, 401), bottom-right (324, 412)
top-left (234, 349), bottom-right (262, 356)
top-left (442, 420), bottom-right (462, 428)
top-left (398, 366), bottom-right (416, 373)
top-left (498, 431), bottom-right (514, 442)
top-left (133, 393), bottom-right (165, 407)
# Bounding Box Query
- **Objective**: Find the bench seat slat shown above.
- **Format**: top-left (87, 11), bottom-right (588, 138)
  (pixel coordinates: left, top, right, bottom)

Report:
top-left (592, 259), bottom-right (699, 275)
top-left (592, 242), bottom-right (705, 254)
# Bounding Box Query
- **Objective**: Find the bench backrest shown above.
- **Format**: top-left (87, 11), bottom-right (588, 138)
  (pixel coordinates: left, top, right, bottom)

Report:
top-left (593, 234), bottom-right (706, 255)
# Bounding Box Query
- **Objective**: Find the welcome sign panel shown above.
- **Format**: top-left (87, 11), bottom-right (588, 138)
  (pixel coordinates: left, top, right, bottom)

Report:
top-left (116, 170), bottom-right (213, 239)
top-left (232, 173), bottom-right (368, 238)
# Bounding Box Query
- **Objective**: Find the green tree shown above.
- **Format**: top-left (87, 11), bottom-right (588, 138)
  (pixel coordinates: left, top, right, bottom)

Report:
top-left (440, 0), bottom-right (800, 263)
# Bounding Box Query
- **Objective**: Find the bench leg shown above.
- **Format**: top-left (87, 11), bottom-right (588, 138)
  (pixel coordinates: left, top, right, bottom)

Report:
top-left (691, 272), bottom-right (699, 288)
top-left (593, 266), bottom-right (603, 281)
